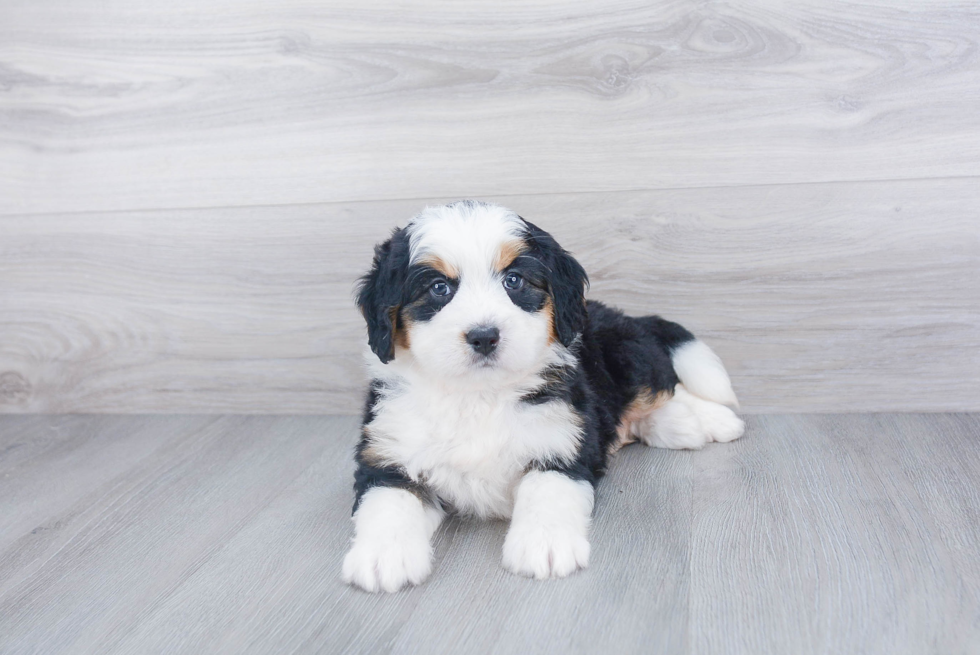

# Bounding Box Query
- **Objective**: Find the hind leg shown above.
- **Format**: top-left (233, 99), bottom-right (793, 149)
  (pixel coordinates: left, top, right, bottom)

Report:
top-left (639, 385), bottom-right (745, 450)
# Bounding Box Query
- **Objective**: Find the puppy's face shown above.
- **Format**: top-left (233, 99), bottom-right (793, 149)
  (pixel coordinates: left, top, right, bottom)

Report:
top-left (357, 201), bottom-right (588, 384)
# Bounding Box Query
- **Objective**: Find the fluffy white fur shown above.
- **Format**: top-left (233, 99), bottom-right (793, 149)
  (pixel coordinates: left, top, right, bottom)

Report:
top-left (671, 339), bottom-right (740, 408)
top-left (365, 358), bottom-right (583, 518)
top-left (342, 487), bottom-right (445, 593)
top-left (502, 470), bottom-right (594, 579)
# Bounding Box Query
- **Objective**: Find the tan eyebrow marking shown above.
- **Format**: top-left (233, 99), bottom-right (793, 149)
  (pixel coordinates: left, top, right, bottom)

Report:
top-left (417, 254), bottom-right (459, 279)
top-left (494, 239), bottom-right (527, 272)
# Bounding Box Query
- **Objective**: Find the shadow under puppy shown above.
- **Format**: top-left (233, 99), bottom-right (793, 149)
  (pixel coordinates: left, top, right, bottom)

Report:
top-left (345, 200), bottom-right (744, 592)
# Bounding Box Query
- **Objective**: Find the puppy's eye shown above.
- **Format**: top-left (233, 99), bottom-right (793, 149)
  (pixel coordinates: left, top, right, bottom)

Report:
top-left (430, 279), bottom-right (452, 297)
top-left (503, 272), bottom-right (524, 291)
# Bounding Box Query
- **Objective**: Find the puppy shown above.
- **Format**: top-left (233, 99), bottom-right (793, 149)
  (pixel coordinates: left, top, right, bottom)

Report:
top-left (343, 200), bottom-right (744, 593)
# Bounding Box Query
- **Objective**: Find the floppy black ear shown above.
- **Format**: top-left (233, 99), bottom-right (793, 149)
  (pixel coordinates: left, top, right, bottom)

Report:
top-left (355, 228), bottom-right (411, 363)
top-left (522, 220), bottom-right (589, 347)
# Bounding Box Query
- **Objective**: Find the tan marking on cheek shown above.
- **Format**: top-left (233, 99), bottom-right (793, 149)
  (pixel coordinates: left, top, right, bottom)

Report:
top-left (542, 297), bottom-right (558, 345)
top-left (417, 254), bottom-right (458, 279)
top-left (390, 307), bottom-right (411, 352)
top-left (609, 388), bottom-right (671, 454)
top-left (494, 239), bottom-right (527, 272)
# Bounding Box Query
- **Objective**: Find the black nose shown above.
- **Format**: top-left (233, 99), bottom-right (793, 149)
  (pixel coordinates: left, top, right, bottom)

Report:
top-left (465, 326), bottom-right (500, 356)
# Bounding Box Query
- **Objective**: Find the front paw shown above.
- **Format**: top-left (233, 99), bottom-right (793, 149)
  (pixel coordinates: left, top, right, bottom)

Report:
top-left (341, 486), bottom-right (442, 593)
top-left (342, 534), bottom-right (433, 593)
top-left (502, 523), bottom-right (590, 579)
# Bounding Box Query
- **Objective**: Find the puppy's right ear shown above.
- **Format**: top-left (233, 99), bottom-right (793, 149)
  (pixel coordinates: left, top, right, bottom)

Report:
top-left (355, 228), bottom-right (411, 364)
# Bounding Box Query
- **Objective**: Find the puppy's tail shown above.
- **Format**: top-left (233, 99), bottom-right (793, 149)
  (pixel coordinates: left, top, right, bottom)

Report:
top-left (670, 339), bottom-right (739, 409)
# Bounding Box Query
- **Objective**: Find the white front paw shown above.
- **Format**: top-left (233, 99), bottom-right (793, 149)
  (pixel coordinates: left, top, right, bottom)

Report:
top-left (341, 487), bottom-right (442, 593)
top-left (502, 523), bottom-right (591, 579)
top-left (342, 534), bottom-right (432, 593)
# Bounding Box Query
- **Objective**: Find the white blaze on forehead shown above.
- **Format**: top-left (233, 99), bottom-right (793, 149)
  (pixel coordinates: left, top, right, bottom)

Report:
top-left (407, 202), bottom-right (527, 278)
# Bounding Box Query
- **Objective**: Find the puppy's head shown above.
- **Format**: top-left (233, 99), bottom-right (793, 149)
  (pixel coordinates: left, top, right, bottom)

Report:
top-left (356, 201), bottom-right (588, 382)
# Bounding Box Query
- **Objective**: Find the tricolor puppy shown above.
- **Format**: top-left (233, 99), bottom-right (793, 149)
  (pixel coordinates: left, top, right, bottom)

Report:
top-left (344, 200), bottom-right (744, 593)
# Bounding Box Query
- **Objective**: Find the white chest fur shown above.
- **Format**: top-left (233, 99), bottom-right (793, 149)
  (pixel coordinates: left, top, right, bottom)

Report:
top-left (366, 381), bottom-right (583, 518)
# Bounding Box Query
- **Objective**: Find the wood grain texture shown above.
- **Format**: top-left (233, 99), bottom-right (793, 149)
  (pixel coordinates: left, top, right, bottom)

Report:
top-left (2, 0), bottom-right (980, 214)
top-left (689, 414), bottom-right (980, 654)
top-left (1, 414), bottom-right (978, 654)
top-left (2, 178), bottom-right (977, 414)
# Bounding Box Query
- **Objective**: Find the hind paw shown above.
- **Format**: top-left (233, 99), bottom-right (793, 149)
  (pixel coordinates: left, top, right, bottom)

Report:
top-left (642, 385), bottom-right (745, 450)
top-left (697, 401), bottom-right (745, 443)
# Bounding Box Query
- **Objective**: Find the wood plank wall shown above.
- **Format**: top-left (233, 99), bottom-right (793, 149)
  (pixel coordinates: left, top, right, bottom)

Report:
top-left (1, 1), bottom-right (978, 413)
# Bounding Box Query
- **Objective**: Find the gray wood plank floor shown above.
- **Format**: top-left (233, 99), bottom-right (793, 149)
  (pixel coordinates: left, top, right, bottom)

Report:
top-left (1, 414), bottom-right (978, 654)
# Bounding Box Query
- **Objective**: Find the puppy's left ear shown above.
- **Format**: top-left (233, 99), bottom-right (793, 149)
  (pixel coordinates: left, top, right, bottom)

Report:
top-left (355, 228), bottom-right (411, 364)
top-left (523, 220), bottom-right (589, 347)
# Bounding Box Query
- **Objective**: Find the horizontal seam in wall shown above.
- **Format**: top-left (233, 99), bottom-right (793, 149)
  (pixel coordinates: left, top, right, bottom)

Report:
top-left (3, 173), bottom-right (979, 220)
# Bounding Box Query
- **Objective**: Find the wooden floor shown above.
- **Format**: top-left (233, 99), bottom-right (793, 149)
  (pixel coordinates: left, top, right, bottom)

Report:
top-left (1, 414), bottom-right (978, 654)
